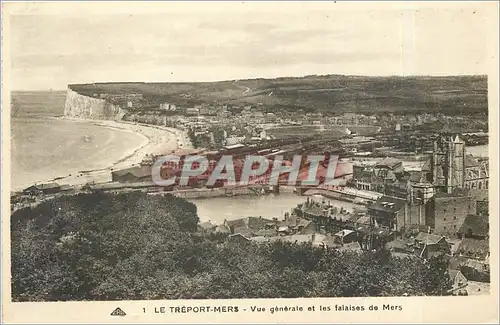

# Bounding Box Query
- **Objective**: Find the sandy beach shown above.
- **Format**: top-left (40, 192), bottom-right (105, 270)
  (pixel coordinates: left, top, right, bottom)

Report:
top-left (40, 118), bottom-right (192, 188)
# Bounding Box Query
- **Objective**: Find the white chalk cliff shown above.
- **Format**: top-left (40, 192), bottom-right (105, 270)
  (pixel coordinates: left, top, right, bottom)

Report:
top-left (64, 88), bottom-right (125, 120)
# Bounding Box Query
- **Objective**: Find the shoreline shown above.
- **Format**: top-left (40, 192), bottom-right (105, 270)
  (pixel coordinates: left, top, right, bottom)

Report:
top-left (15, 117), bottom-right (191, 190)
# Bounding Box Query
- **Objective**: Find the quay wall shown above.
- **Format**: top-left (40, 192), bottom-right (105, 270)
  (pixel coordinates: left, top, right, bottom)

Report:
top-left (173, 186), bottom-right (269, 199)
top-left (301, 187), bottom-right (382, 204)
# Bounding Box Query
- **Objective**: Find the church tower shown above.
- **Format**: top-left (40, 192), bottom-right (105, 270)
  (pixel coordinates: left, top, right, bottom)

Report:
top-left (431, 135), bottom-right (465, 194)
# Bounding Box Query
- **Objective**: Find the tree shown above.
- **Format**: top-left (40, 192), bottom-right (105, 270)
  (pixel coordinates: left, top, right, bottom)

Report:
top-left (187, 128), bottom-right (200, 148)
top-left (11, 192), bottom-right (453, 301)
top-left (212, 127), bottom-right (226, 147)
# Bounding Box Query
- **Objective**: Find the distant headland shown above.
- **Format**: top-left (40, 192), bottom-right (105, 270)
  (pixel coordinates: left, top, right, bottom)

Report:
top-left (66, 74), bottom-right (488, 119)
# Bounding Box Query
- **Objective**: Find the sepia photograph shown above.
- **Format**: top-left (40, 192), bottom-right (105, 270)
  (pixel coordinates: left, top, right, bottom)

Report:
top-left (2, 1), bottom-right (498, 323)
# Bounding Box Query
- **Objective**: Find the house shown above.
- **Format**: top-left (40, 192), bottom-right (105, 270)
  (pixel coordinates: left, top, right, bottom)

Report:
top-left (332, 229), bottom-right (358, 245)
top-left (337, 241), bottom-right (363, 253)
top-left (111, 166), bottom-right (152, 183)
top-left (23, 182), bottom-right (61, 195)
top-left (228, 233), bottom-right (251, 244)
top-left (252, 233), bottom-right (336, 248)
top-left (356, 226), bottom-right (392, 250)
top-left (463, 155), bottom-right (489, 190)
top-left (375, 157), bottom-right (403, 176)
top-left (352, 158), bottom-right (403, 192)
top-left (223, 217), bottom-right (276, 237)
top-left (414, 232), bottom-right (451, 258)
top-left (214, 224), bottom-right (231, 234)
top-left (450, 254), bottom-right (490, 283)
top-left (225, 136), bottom-right (246, 146)
top-left (198, 221), bottom-right (217, 232)
top-left (252, 228), bottom-right (278, 237)
top-left (297, 221), bottom-right (317, 235)
top-left (385, 238), bottom-right (415, 256)
top-left (277, 226), bottom-right (292, 235)
top-left (353, 166), bottom-right (375, 191)
top-left (221, 143), bottom-right (246, 153)
top-left (160, 103), bottom-right (177, 111)
top-left (384, 180), bottom-right (410, 199)
top-left (456, 238), bottom-right (489, 260)
top-left (448, 269), bottom-right (468, 295)
top-left (250, 236), bottom-right (280, 244)
top-left (367, 196), bottom-right (407, 232)
top-left (351, 215), bottom-right (371, 227)
top-left (199, 106), bottom-right (213, 116)
top-left (302, 205), bottom-right (327, 224)
top-left (185, 107), bottom-right (200, 116)
top-left (279, 214), bottom-right (316, 235)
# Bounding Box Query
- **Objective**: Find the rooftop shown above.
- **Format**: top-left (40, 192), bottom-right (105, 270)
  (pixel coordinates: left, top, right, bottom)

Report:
top-left (334, 229), bottom-right (355, 237)
top-left (368, 196), bottom-right (406, 214)
top-left (225, 216), bottom-right (276, 231)
top-left (24, 182), bottom-right (61, 191)
top-left (457, 238), bottom-right (489, 259)
top-left (465, 154), bottom-right (479, 167)
top-left (458, 214), bottom-right (489, 237)
top-left (375, 157), bottom-right (402, 169)
top-left (415, 232), bottom-right (446, 245)
top-left (112, 165), bottom-right (152, 178)
top-left (223, 143), bottom-right (246, 150)
top-left (386, 238), bottom-right (414, 252)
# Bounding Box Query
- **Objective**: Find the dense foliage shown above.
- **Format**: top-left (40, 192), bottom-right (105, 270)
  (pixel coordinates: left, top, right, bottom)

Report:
top-left (11, 192), bottom-right (451, 301)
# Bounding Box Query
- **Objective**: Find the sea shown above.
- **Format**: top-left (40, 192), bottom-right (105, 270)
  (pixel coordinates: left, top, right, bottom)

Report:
top-left (10, 91), bottom-right (489, 222)
top-left (10, 91), bottom-right (145, 191)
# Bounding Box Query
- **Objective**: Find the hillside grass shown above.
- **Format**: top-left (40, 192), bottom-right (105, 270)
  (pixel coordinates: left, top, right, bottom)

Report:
top-left (69, 74), bottom-right (488, 115)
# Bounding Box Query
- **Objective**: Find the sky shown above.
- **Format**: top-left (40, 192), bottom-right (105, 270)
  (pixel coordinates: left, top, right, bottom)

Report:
top-left (6, 2), bottom-right (498, 90)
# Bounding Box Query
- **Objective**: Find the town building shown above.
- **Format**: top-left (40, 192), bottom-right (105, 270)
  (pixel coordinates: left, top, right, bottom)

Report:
top-left (428, 190), bottom-right (476, 236)
top-left (223, 216), bottom-right (276, 237)
top-left (332, 229), bottom-right (358, 245)
top-left (111, 166), bottom-right (152, 183)
top-left (250, 233), bottom-right (337, 249)
top-left (414, 232), bottom-right (451, 258)
top-left (430, 134), bottom-right (489, 194)
top-left (278, 213), bottom-right (316, 235)
top-left (431, 135), bottom-right (465, 194)
top-left (228, 233), bottom-right (251, 244)
top-left (352, 158), bottom-right (403, 192)
top-left (456, 238), bottom-right (490, 261)
top-left (386, 238), bottom-right (416, 256)
top-left (463, 155), bottom-right (489, 190)
top-left (367, 195), bottom-right (407, 232)
top-left (185, 107), bottom-right (200, 116)
top-left (448, 270), bottom-right (468, 295)
top-left (23, 182), bottom-right (61, 195)
top-left (160, 103), bottom-right (177, 111)
top-left (198, 221), bottom-right (217, 232)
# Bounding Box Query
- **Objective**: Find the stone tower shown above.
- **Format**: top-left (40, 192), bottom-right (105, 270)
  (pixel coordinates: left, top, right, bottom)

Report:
top-left (431, 135), bottom-right (465, 194)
